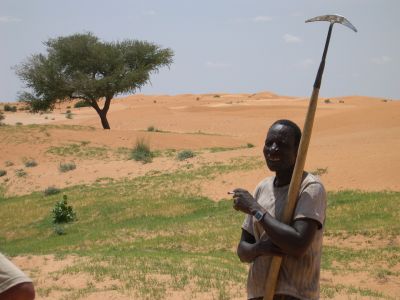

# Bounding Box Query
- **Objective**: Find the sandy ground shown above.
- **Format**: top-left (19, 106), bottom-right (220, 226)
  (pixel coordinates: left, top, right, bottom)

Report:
top-left (1, 92), bottom-right (400, 299)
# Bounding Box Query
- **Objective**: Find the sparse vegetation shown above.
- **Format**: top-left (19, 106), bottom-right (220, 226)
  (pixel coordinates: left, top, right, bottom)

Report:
top-left (247, 143), bottom-right (255, 148)
top-left (52, 194), bottom-right (76, 224)
top-left (0, 170), bottom-right (6, 177)
top-left (15, 122), bottom-right (23, 126)
top-left (47, 143), bottom-right (108, 159)
top-left (4, 104), bottom-right (17, 112)
top-left (44, 186), bottom-right (61, 196)
top-left (147, 125), bottom-right (157, 132)
top-left (214, 94), bottom-right (220, 98)
top-left (65, 112), bottom-right (73, 119)
top-left (59, 162), bottom-right (76, 172)
top-left (5, 161), bottom-right (14, 167)
top-left (24, 159), bottom-right (38, 168)
top-left (176, 149), bottom-right (196, 161)
top-left (131, 138), bottom-right (154, 163)
top-left (311, 167), bottom-right (328, 176)
top-left (324, 98), bottom-right (331, 104)
top-left (15, 169), bottom-right (27, 177)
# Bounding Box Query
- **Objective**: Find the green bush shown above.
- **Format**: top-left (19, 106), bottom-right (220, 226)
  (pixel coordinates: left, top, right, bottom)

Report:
top-left (44, 186), bottom-right (61, 196)
top-left (247, 143), bottom-right (255, 148)
top-left (52, 195), bottom-right (76, 223)
top-left (4, 104), bottom-right (17, 112)
top-left (131, 138), bottom-right (153, 163)
top-left (24, 159), bottom-right (38, 167)
top-left (59, 162), bottom-right (76, 172)
top-left (0, 170), bottom-right (7, 177)
top-left (147, 125), bottom-right (156, 132)
top-left (74, 100), bottom-right (91, 108)
top-left (177, 150), bottom-right (196, 161)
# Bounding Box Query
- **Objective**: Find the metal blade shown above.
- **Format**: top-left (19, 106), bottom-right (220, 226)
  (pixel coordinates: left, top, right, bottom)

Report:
top-left (305, 14), bottom-right (357, 32)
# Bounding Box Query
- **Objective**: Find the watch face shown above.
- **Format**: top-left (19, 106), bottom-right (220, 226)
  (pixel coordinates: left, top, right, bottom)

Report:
top-left (255, 211), bottom-right (264, 221)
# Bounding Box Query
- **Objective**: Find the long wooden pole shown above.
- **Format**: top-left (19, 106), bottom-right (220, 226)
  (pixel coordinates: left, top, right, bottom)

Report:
top-left (263, 23), bottom-right (334, 300)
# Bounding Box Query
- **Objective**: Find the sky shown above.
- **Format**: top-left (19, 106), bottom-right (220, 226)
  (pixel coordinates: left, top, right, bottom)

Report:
top-left (0, 0), bottom-right (399, 102)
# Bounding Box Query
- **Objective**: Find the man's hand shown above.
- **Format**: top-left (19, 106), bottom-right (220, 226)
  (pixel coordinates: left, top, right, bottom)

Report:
top-left (232, 188), bottom-right (262, 215)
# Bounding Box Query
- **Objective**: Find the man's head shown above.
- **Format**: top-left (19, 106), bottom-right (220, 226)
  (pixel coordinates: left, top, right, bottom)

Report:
top-left (263, 119), bottom-right (302, 172)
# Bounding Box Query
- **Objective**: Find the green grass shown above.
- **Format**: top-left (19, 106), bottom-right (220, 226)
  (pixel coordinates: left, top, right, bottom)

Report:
top-left (48, 142), bottom-right (109, 159)
top-left (0, 163), bottom-right (398, 299)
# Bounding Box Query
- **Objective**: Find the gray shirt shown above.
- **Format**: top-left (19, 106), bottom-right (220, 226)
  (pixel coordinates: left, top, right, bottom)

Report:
top-left (242, 173), bottom-right (327, 300)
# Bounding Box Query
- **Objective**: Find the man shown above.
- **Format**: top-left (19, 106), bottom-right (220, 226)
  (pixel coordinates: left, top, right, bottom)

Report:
top-left (232, 119), bottom-right (326, 300)
top-left (0, 253), bottom-right (35, 300)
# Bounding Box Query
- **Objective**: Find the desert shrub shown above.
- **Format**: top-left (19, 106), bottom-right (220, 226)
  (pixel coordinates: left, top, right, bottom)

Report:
top-left (52, 194), bottom-right (76, 223)
top-left (0, 170), bottom-right (6, 177)
top-left (147, 125), bottom-right (156, 132)
top-left (131, 138), bottom-right (153, 163)
top-left (65, 112), bottom-right (73, 119)
top-left (177, 150), bottom-right (196, 161)
top-left (59, 162), bottom-right (76, 172)
top-left (4, 104), bottom-right (17, 112)
top-left (247, 143), bottom-right (255, 148)
top-left (15, 169), bottom-right (27, 177)
top-left (44, 186), bottom-right (61, 196)
top-left (66, 106), bottom-right (71, 109)
top-left (15, 122), bottom-right (23, 126)
top-left (74, 100), bottom-right (91, 108)
top-left (5, 161), bottom-right (14, 167)
top-left (213, 94), bottom-right (220, 98)
top-left (24, 159), bottom-right (38, 167)
top-left (311, 167), bottom-right (328, 176)
top-left (66, 109), bottom-right (71, 114)
top-left (324, 99), bottom-right (331, 104)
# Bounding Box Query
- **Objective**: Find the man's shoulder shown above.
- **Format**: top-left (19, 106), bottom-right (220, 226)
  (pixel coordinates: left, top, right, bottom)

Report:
top-left (300, 172), bottom-right (326, 198)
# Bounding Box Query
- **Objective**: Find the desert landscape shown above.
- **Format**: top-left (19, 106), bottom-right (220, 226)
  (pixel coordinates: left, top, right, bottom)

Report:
top-left (0, 92), bottom-right (399, 299)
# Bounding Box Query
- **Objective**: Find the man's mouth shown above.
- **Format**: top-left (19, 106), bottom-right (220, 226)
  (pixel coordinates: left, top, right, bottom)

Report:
top-left (268, 156), bottom-right (280, 162)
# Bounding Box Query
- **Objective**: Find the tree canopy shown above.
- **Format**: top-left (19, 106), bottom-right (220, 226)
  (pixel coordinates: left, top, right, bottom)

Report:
top-left (16, 33), bottom-right (174, 129)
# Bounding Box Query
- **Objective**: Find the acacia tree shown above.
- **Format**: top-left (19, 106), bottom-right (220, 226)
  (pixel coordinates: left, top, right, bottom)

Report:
top-left (16, 33), bottom-right (173, 129)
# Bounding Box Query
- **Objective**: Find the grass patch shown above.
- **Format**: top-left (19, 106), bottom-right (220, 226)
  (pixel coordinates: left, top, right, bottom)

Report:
top-left (0, 170), bottom-right (7, 177)
top-left (59, 162), bottom-right (76, 173)
top-left (47, 142), bottom-right (109, 159)
top-left (44, 186), bottom-right (61, 196)
top-left (131, 138), bottom-right (154, 164)
top-left (0, 162), bottom-right (398, 299)
top-left (176, 150), bottom-right (196, 161)
top-left (24, 159), bottom-right (38, 168)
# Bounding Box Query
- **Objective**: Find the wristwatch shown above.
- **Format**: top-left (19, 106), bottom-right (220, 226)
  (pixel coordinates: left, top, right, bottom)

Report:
top-left (254, 210), bottom-right (266, 222)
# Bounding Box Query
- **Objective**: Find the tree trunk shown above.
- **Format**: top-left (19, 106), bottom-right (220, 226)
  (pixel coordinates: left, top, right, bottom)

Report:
top-left (90, 97), bottom-right (112, 129)
top-left (98, 110), bottom-right (110, 129)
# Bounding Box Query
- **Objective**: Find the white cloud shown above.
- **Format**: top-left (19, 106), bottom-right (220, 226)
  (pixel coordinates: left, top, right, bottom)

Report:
top-left (297, 58), bottom-right (315, 68)
top-left (205, 61), bottom-right (230, 68)
top-left (283, 33), bottom-right (302, 43)
top-left (142, 10), bottom-right (156, 16)
top-left (253, 16), bottom-right (273, 23)
top-left (0, 16), bottom-right (22, 23)
top-left (371, 56), bottom-right (392, 65)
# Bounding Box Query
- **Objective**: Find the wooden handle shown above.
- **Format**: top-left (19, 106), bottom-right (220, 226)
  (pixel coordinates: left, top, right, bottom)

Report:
top-left (263, 87), bottom-right (320, 299)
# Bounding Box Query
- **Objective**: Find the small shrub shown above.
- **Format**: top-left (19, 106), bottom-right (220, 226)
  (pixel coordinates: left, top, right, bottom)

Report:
top-left (74, 100), bottom-right (91, 108)
top-left (52, 194), bottom-right (76, 224)
top-left (15, 169), bottom-right (27, 177)
top-left (147, 125), bottom-right (155, 132)
top-left (196, 97), bottom-right (200, 101)
top-left (311, 167), bottom-right (328, 176)
top-left (59, 162), bottom-right (76, 172)
top-left (247, 143), bottom-right (255, 148)
top-left (66, 109), bottom-right (71, 114)
top-left (65, 112), bottom-right (73, 119)
top-left (66, 106), bottom-right (71, 109)
top-left (324, 99), bottom-right (331, 104)
top-left (131, 138), bottom-right (153, 163)
top-left (382, 99), bottom-right (388, 103)
top-left (177, 150), bottom-right (196, 161)
top-left (15, 122), bottom-right (23, 126)
top-left (214, 94), bottom-right (220, 98)
top-left (4, 104), bottom-right (17, 112)
top-left (0, 170), bottom-right (7, 177)
top-left (5, 161), bottom-right (14, 167)
top-left (44, 186), bottom-right (61, 196)
top-left (53, 225), bottom-right (66, 235)
top-left (24, 159), bottom-right (38, 167)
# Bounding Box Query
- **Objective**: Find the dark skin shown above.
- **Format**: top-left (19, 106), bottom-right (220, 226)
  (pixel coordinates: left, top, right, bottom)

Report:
top-left (233, 123), bottom-right (319, 262)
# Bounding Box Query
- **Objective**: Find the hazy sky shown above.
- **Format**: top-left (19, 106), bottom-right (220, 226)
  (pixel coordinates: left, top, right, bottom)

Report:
top-left (1, 0), bottom-right (398, 102)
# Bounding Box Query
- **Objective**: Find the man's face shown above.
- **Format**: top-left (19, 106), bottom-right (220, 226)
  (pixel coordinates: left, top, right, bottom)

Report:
top-left (263, 124), bottom-right (298, 172)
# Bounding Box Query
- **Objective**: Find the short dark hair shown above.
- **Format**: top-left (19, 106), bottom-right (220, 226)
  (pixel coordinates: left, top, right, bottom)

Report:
top-left (271, 119), bottom-right (302, 147)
